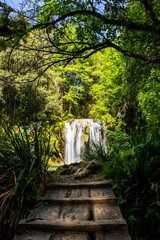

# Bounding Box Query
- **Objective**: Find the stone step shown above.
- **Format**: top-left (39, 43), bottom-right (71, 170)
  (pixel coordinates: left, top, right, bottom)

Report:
top-left (44, 186), bottom-right (114, 199)
top-left (27, 202), bottom-right (122, 223)
top-left (14, 176), bottom-right (131, 240)
top-left (18, 219), bottom-right (128, 232)
top-left (14, 231), bottom-right (131, 240)
top-left (47, 180), bottom-right (112, 189)
top-left (27, 204), bottom-right (91, 222)
top-left (40, 196), bottom-right (117, 204)
top-left (13, 231), bottom-right (89, 240)
top-left (93, 203), bottom-right (122, 221)
top-left (94, 231), bottom-right (131, 240)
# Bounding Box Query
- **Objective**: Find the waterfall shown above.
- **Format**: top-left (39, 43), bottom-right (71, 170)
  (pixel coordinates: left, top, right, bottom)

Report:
top-left (64, 119), bottom-right (107, 164)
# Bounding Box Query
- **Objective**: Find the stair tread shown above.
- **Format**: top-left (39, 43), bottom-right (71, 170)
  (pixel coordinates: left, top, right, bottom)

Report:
top-left (13, 232), bottom-right (89, 240)
top-left (40, 196), bottom-right (116, 203)
top-left (44, 186), bottom-right (114, 199)
top-left (20, 219), bottom-right (127, 224)
top-left (14, 178), bottom-right (131, 239)
top-left (18, 219), bottom-right (128, 232)
top-left (14, 231), bottom-right (131, 240)
top-left (47, 180), bottom-right (112, 188)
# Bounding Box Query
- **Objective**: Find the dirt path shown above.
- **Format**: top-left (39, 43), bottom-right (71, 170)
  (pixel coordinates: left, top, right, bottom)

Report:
top-left (14, 168), bottom-right (131, 240)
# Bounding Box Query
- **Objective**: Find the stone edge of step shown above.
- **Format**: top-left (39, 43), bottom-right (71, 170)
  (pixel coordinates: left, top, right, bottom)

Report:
top-left (46, 180), bottom-right (112, 189)
top-left (14, 231), bottom-right (132, 240)
top-left (18, 219), bottom-right (128, 232)
top-left (39, 196), bottom-right (117, 204)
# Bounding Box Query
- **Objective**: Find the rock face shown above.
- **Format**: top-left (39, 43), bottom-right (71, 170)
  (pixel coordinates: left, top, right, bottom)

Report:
top-left (73, 168), bottom-right (90, 179)
top-left (55, 160), bottom-right (102, 179)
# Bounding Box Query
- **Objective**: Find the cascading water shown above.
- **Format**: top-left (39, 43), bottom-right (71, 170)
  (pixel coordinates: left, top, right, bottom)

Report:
top-left (64, 119), bottom-right (107, 164)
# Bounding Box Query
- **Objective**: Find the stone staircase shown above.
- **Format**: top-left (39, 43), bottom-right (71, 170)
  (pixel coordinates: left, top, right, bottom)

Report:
top-left (14, 180), bottom-right (131, 240)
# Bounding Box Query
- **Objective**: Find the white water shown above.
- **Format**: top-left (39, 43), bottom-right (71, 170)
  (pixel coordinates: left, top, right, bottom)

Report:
top-left (64, 119), bottom-right (107, 164)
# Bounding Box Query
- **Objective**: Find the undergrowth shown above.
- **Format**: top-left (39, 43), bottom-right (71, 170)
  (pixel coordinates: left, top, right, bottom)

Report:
top-left (0, 123), bottom-right (53, 240)
top-left (83, 129), bottom-right (160, 240)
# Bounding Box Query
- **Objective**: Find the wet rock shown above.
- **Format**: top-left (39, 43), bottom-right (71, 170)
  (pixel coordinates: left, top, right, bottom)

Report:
top-left (56, 164), bottom-right (70, 175)
top-left (56, 161), bottom-right (87, 175)
top-left (73, 168), bottom-right (90, 179)
top-left (73, 160), bottom-right (101, 179)
top-left (55, 160), bottom-right (101, 178)
top-left (86, 160), bottom-right (102, 172)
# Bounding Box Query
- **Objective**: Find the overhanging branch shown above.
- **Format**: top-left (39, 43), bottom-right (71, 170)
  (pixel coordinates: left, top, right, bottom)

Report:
top-left (31, 9), bottom-right (160, 35)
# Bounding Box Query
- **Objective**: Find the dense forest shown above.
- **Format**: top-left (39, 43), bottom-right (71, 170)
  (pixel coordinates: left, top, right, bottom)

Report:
top-left (0, 0), bottom-right (160, 239)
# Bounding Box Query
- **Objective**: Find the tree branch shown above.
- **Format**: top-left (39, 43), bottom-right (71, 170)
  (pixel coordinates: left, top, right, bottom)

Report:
top-left (21, 39), bottom-right (160, 64)
top-left (31, 9), bottom-right (160, 35)
top-left (105, 40), bottom-right (160, 64)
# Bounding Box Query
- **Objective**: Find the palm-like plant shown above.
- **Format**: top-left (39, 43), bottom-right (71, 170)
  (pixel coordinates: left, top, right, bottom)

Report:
top-left (84, 129), bottom-right (160, 239)
top-left (0, 123), bottom-right (53, 240)
top-left (103, 130), bottom-right (160, 239)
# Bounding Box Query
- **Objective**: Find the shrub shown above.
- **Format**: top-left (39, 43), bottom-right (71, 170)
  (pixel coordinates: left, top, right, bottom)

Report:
top-left (83, 140), bottom-right (107, 163)
top-left (103, 130), bottom-right (160, 240)
top-left (83, 129), bottom-right (160, 239)
top-left (0, 123), bottom-right (53, 240)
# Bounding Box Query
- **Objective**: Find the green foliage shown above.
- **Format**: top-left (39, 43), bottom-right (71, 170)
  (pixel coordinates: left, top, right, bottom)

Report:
top-left (0, 13), bottom-right (28, 50)
top-left (89, 49), bottom-right (125, 128)
top-left (0, 122), bottom-right (53, 240)
top-left (63, 85), bottom-right (84, 114)
top-left (83, 129), bottom-right (160, 239)
top-left (122, 1), bottom-right (160, 62)
top-left (34, 0), bottom-right (160, 64)
top-left (83, 140), bottom-right (107, 164)
top-left (0, 2), bottom-right (159, 240)
top-left (138, 69), bottom-right (160, 129)
top-left (0, 21), bottom-right (159, 132)
top-left (0, 45), bottom-right (62, 125)
top-left (102, 130), bottom-right (160, 239)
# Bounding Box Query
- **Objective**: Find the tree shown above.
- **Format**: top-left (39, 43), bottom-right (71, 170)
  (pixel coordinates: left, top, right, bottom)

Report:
top-left (1, 1), bottom-right (159, 131)
top-left (0, 35), bottom-right (62, 124)
top-left (0, 0), bottom-right (160, 80)
top-left (138, 68), bottom-right (160, 129)
top-left (55, 50), bottom-right (103, 118)
top-left (0, 0), bottom-right (160, 78)
top-left (0, 1), bottom-right (28, 50)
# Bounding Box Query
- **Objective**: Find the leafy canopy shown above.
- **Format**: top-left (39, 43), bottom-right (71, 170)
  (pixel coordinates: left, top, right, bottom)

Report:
top-left (0, 0), bottom-right (160, 74)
